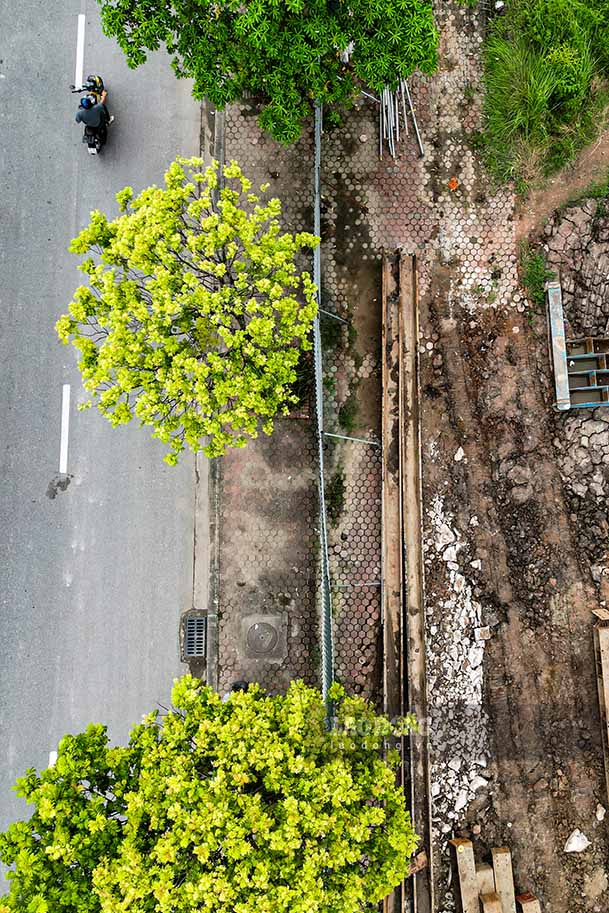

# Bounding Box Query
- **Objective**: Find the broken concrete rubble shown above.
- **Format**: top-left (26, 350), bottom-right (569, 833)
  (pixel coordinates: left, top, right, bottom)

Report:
top-left (426, 495), bottom-right (491, 854)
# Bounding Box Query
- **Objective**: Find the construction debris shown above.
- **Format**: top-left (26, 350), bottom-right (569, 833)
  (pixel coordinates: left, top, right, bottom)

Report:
top-left (480, 893), bottom-right (502, 913)
top-left (451, 839), bottom-right (541, 912)
top-left (407, 851), bottom-right (429, 877)
top-left (546, 280), bottom-right (609, 409)
top-left (377, 80), bottom-right (424, 160)
top-left (516, 894), bottom-right (542, 913)
top-left (476, 862), bottom-right (495, 894)
top-left (491, 847), bottom-right (517, 913)
top-left (449, 838), bottom-right (479, 913)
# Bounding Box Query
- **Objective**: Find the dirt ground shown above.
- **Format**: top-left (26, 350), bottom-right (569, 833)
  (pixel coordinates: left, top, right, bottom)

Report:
top-left (517, 127), bottom-right (609, 240)
top-left (390, 5), bottom-right (609, 907)
top-left (413, 22), bottom-right (609, 909)
top-left (418, 273), bottom-right (609, 910)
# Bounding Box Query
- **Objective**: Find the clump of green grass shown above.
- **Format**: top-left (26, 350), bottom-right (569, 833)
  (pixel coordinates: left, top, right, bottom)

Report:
top-left (480, 0), bottom-right (609, 189)
top-left (519, 241), bottom-right (555, 308)
top-left (325, 466), bottom-right (346, 525)
top-left (323, 374), bottom-right (336, 394)
top-left (320, 314), bottom-right (344, 351)
top-left (463, 81), bottom-right (477, 102)
top-left (588, 174), bottom-right (609, 200)
top-left (338, 393), bottom-right (358, 434)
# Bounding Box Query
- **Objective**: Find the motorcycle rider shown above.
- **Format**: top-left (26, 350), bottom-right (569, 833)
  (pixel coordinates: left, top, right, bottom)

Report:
top-left (75, 89), bottom-right (113, 130)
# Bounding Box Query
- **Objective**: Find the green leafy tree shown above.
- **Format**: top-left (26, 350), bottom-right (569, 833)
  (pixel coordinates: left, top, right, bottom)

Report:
top-left (0, 678), bottom-right (418, 913)
top-left (56, 158), bottom-right (318, 463)
top-left (96, 0), bottom-right (438, 143)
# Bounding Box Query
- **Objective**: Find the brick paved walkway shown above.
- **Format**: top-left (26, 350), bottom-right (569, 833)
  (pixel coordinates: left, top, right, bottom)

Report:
top-left (215, 109), bottom-right (319, 694)
top-left (216, 419), bottom-right (318, 694)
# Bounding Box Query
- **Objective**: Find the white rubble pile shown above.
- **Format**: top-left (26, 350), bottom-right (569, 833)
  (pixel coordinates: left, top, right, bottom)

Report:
top-left (426, 496), bottom-right (492, 840)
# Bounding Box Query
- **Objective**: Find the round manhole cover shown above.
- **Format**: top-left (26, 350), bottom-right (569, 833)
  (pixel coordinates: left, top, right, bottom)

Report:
top-left (245, 622), bottom-right (279, 655)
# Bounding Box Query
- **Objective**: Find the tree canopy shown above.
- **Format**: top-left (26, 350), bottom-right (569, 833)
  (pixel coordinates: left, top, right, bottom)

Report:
top-left (56, 158), bottom-right (318, 463)
top-left (0, 677), bottom-right (418, 913)
top-left (96, 0), bottom-right (438, 143)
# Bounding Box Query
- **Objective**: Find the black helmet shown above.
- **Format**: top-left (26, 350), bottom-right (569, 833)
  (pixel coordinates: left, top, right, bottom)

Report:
top-left (80, 95), bottom-right (94, 109)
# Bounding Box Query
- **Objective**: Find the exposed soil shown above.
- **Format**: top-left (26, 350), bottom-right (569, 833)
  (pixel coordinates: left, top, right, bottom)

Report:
top-left (317, 14), bottom-right (609, 904)
top-left (418, 256), bottom-right (609, 910)
top-left (517, 127), bottom-right (609, 241)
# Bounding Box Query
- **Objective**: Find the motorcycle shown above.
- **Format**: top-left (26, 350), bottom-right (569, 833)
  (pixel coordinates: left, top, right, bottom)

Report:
top-left (70, 75), bottom-right (110, 155)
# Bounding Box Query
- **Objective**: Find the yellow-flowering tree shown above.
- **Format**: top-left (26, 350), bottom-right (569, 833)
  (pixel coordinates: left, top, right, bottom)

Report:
top-left (0, 678), bottom-right (418, 913)
top-left (56, 158), bottom-right (319, 463)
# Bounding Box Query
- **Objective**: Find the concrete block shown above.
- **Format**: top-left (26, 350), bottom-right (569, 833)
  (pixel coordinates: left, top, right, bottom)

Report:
top-left (481, 892), bottom-right (503, 913)
top-left (450, 838), bottom-right (479, 913)
top-left (546, 281), bottom-right (570, 411)
top-left (476, 862), bottom-right (496, 894)
top-left (516, 893), bottom-right (542, 913)
top-left (491, 847), bottom-right (517, 913)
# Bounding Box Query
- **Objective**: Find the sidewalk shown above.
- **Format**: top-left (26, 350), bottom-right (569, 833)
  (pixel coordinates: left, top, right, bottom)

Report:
top-left (210, 99), bottom-right (386, 699)
top-left (210, 108), bottom-right (319, 695)
top-left (215, 421), bottom-right (318, 694)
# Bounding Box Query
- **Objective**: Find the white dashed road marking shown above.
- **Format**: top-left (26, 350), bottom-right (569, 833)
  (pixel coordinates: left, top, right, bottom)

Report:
top-left (59, 383), bottom-right (71, 475)
top-left (75, 14), bottom-right (85, 88)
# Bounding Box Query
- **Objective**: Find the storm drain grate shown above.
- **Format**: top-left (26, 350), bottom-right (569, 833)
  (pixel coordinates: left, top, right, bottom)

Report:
top-left (183, 615), bottom-right (206, 659)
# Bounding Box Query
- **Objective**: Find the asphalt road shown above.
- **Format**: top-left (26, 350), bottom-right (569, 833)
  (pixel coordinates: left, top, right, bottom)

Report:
top-left (0, 2), bottom-right (204, 843)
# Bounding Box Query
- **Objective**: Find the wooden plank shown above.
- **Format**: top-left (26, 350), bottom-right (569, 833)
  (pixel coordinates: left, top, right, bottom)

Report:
top-left (516, 893), bottom-right (542, 913)
top-left (491, 847), bottom-right (517, 913)
top-left (596, 622), bottom-right (609, 713)
top-left (476, 862), bottom-right (496, 895)
top-left (593, 616), bottom-right (609, 804)
top-left (450, 838), bottom-right (479, 913)
top-left (481, 892), bottom-right (503, 913)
